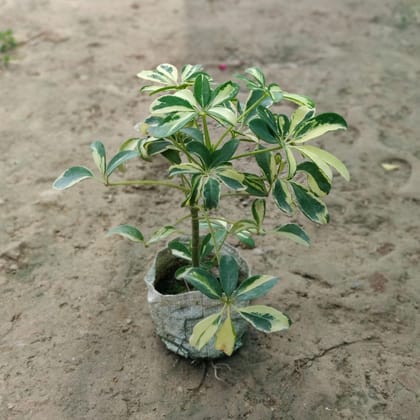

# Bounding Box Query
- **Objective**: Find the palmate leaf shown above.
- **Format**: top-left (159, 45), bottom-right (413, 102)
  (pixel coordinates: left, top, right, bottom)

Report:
top-left (215, 314), bottom-right (236, 356)
top-left (237, 305), bottom-right (291, 333)
top-left (53, 166), bottom-right (94, 190)
top-left (290, 181), bottom-right (329, 224)
top-left (207, 105), bottom-right (237, 126)
top-left (217, 167), bottom-right (245, 190)
top-left (107, 224), bottom-right (144, 242)
top-left (90, 141), bottom-right (106, 175)
top-left (235, 275), bottom-right (279, 301)
top-left (293, 113), bottom-right (347, 143)
top-left (243, 173), bottom-right (268, 197)
top-left (210, 139), bottom-right (239, 168)
top-left (180, 267), bottom-right (223, 299)
top-left (274, 223), bottom-right (310, 247)
top-left (289, 106), bottom-right (315, 134)
top-left (219, 255), bottom-right (239, 297)
top-left (189, 312), bottom-right (221, 350)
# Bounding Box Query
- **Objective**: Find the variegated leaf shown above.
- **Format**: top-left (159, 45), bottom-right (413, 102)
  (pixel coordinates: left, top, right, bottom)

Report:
top-left (272, 179), bottom-right (293, 215)
top-left (237, 305), bottom-right (291, 333)
top-left (207, 105), bottom-right (237, 126)
top-left (194, 73), bottom-right (211, 107)
top-left (217, 167), bottom-right (245, 190)
top-left (296, 161), bottom-right (331, 196)
top-left (90, 141), bottom-right (106, 175)
top-left (168, 240), bottom-right (192, 261)
top-left (289, 106), bottom-right (315, 134)
top-left (235, 275), bottom-right (279, 301)
top-left (203, 177), bottom-right (221, 209)
top-left (290, 181), bottom-right (329, 224)
top-left (285, 147), bottom-right (297, 179)
top-left (169, 162), bottom-right (202, 177)
top-left (149, 111), bottom-right (197, 138)
top-left (274, 223), bottom-right (310, 246)
top-left (147, 225), bottom-right (177, 245)
top-left (181, 64), bottom-right (205, 82)
top-left (180, 267), bottom-right (223, 300)
top-left (293, 145), bottom-right (349, 181)
top-left (53, 166), bottom-right (94, 190)
top-left (293, 113), bottom-right (347, 143)
top-left (215, 314), bottom-right (236, 356)
top-left (251, 199), bottom-right (266, 230)
top-left (244, 67), bottom-right (266, 87)
top-left (107, 224), bottom-right (144, 242)
top-left (189, 312), bottom-right (221, 350)
top-left (150, 90), bottom-right (197, 114)
top-left (283, 92), bottom-right (315, 109)
top-left (106, 150), bottom-right (138, 176)
top-left (210, 81), bottom-right (239, 107)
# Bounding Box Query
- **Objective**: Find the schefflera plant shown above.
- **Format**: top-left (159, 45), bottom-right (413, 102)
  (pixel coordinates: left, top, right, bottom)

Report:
top-left (53, 64), bottom-right (349, 356)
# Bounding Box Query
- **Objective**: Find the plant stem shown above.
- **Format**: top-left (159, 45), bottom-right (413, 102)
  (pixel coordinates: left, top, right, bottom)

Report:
top-left (201, 114), bottom-right (212, 150)
top-left (190, 206), bottom-right (200, 267)
top-left (107, 179), bottom-right (187, 192)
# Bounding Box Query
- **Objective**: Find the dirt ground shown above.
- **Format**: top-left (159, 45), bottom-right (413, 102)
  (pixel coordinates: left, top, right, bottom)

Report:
top-left (1, 0), bottom-right (420, 419)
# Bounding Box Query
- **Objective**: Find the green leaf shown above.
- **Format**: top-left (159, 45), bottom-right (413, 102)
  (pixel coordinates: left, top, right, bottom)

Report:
top-left (90, 141), bottom-right (106, 175)
top-left (53, 166), bottom-right (94, 190)
top-left (293, 145), bottom-right (350, 181)
top-left (249, 118), bottom-right (278, 144)
top-left (156, 63), bottom-right (178, 83)
top-left (243, 89), bottom-right (269, 122)
top-left (168, 240), bottom-right (192, 261)
top-left (215, 314), bottom-right (236, 356)
top-left (210, 139), bottom-right (239, 168)
top-left (180, 127), bottom-right (204, 143)
top-left (252, 199), bottom-right (266, 230)
top-left (237, 305), bottom-right (291, 332)
top-left (180, 267), bottom-right (223, 299)
top-left (255, 147), bottom-right (277, 183)
top-left (292, 145), bottom-right (332, 180)
top-left (189, 312), bottom-right (221, 350)
top-left (186, 141), bottom-right (212, 167)
top-left (274, 223), bottom-right (310, 246)
top-left (272, 179), bottom-right (293, 215)
top-left (293, 113), bottom-right (347, 143)
top-left (290, 181), bottom-right (329, 224)
top-left (203, 177), bottom-right (221, 209)
top-left (147, 225), bottom-right (177, 245)
top-left (235, 275), bottom-right (279, 302)
top-left (210, 81), bottom-right (239, 107)
top-left (194, 73), bottom-right (212, 107)
top-left (236, 230), bottom-right (255, 248)
top-left (219, 255), bottom-right (239, 297)
top-left (296, 161), bottom-right (331, 196)
top-left (106, 150), bottom-right (138, 176)
top-left (283, 92), bottom-right (315, 109)
top-left (107, 224), bottom-right (144, 242)
top-left (277, 114), bottom-right (290, 139)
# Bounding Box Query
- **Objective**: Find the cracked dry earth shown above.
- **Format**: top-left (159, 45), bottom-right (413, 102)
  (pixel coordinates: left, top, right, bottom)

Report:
top-left (1, 0), bottom-right (420, 419)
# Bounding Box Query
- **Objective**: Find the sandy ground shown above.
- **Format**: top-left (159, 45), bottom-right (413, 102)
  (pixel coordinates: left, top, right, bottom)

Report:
top-left (1, 0), bottom-right (420, 419)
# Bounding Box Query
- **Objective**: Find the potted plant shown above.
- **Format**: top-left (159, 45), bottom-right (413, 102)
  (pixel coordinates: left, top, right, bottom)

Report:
top-left (53, 64), bottom-right (349, 358)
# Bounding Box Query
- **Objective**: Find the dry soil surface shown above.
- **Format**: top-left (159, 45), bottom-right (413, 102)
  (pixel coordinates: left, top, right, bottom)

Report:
top-left (1, 0), bottom-right (420, 419)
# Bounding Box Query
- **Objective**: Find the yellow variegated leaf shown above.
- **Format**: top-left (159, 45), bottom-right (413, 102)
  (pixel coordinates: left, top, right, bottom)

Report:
top-left (215, 314), bottom-right (236, 356)
top-left (189, 313), bottom-right (221, 350)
